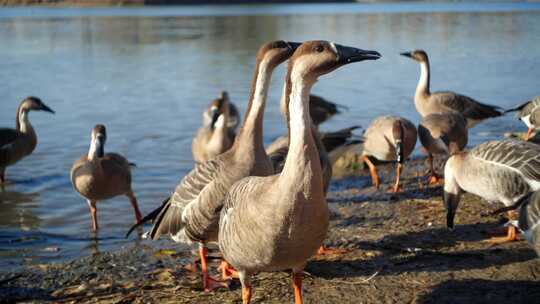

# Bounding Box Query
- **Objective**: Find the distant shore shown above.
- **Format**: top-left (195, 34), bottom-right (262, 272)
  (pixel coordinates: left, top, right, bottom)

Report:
top-left (0, 0), bottom-right (355, 6)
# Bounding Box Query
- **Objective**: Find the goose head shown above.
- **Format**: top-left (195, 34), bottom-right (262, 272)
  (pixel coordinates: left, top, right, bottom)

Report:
top-left (288, 40), bottom-right (381, 82)
top-left (400, 49), bottom-right (429, 64)
top-left (256, 40), bottom-right (301, 70)
top-left (90, 124), bottom-right (107, 158)
top-left (20, 96), bottom-right (55, 114)
top-left (204, 91), bottom-right (230, 129)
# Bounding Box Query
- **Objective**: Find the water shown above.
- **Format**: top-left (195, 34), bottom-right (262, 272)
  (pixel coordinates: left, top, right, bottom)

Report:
top-left (1, 2), bottom-right (539, 271)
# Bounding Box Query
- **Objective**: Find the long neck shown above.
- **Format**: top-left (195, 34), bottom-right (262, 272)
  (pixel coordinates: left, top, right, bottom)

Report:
top-left (280, 69), bottom-right (322, 187)
top-left (87, 139), bottom-right (104, 161)
top-left (232, 57), bottom-right (271, 159)
top-left (17, 109), bottom-right (33, 134)
top-left (415, 60), bottom-right (431, 101)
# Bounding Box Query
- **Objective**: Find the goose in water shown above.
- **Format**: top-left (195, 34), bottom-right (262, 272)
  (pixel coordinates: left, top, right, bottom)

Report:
top-left (362, 116), bottom-right (417, 192)
top-left (127, 41), bottom-right (300, 292)
top-left (517, 191), bottom-right (540, 256)
top-left (444, 139), bottom-right (540, 243)
top-left (418, 112), bottom-right (468, 184)
top-left (505, 96), bottom-right (540, 141)
top-left (0, 96), bottom-right (55, 183)
top-left (71, 124), bottom-right (142, 231)
top-left (401, 50), bottom-right (503, 128)
top-left (192, 91), bottom-right (238, 163)
top-left (309, 94), bottom-right (346, 126)
top-left (219, 41), bottom-right (381, 304)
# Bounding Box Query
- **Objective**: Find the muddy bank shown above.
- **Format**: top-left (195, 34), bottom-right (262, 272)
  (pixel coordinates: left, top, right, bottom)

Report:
top-left (1, 156), bottom-right (540, 303)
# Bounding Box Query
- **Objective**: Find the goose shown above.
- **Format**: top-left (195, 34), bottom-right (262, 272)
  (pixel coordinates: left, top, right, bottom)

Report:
top-left (308, 94), bottom-right (345, 126)
top-left (0, 96), bottom-right (55, 183)
top-left (71, 124), bottom-right (142, 231)
top-left (400, 50), bottom-right (503, 128)
top-left (219, 41), bottom-right (381, 304)
top-left (418, 112), bottom-right (468, 184)
top-left (517, 191), bottom-right (540, 256)
top-left (192, 91), bottom-right (237, 163)
top-left (127, 41), bottom-right (300, 292)
top-left (444, 139), bottom-right (540, 243)
top-left (505, 96), bottom-right (540, 141)
top-left (361, 116), bottom-right (417, 192)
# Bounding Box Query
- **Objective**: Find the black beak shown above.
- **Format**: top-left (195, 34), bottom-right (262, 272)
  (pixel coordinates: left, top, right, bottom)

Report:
top-left (400, 52), bottom-right (413, 58)
top-left (287, 41), bottom-right (301, 52)
top-left (40, 103), bottom-right (55, 114)
top-left (336, 44), bottom-right (381, 64)
top-left (443, 191), bottom-right (460, 230)
top-left (210, 108), bottom-right (220, 128)
top-left (396, 141), bottom-right (405, 164)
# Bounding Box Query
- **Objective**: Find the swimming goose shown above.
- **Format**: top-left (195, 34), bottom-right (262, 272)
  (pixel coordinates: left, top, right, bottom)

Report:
top-left (219, 41), bottom-right (381, 304)
top-left (444, 139), bottom-right (540, 243)
top-left (505, 96), bottom-right (540, 141)
top-left (71, 124), bottom-right (142, 231)
top-left (192, 91), bottom-right (237, 163)
top-left (0, 96), bottom-right (54, 183)
top-left (128, 41), bottom-right (300, 292)
top-left (362, 116), bottom-right (417, 192)
top-left (518, 191), bottom-right (540, 256)
top-left (418, 112), bottom-right (468, 184)
top-left (401, 50), bottom-right (503, 128)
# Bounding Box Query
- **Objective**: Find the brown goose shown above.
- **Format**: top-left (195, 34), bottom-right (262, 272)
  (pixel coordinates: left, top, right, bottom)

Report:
top-left (71, 124), bottom-right (142, 231)
top-left (219, 41), bottom-right (381, 304)
top-left (0, 96), bottom-right (54, 183)
top-left (505, 96), bottom-right (540, 140)
top-left (517, 191), bottom-right (540, 256)
top-left (127, 41), bottom-right (300, 292)
top-left (192, 91), bottom-right (237, 163)
top-left (401, 50), bottom-right (503, 128)
top-left (444, 139), bottom-right (540, 243)
top-left (418, 112), bottom-right (468, 184)
top-left (362, 116), bottom-right (417, 192)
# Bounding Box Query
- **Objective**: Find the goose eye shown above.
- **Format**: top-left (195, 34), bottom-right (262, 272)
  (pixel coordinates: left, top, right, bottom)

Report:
top-left (315, 45), bottom-right (324, 53)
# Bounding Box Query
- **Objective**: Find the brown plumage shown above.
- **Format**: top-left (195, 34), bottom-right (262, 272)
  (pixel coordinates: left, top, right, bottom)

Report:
top-left (401, 49), bottom-right (503, 128)
top-left (0, 96), bottom-right (54, 183)
top-left (71, 124), bottom-right (141, 231)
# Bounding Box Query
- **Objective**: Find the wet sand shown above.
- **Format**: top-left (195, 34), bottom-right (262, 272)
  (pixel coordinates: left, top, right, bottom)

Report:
top-left (1, 155), bottom-right (540, 303)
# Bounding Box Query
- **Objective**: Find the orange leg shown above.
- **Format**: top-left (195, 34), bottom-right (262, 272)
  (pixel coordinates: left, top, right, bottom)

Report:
top-left (199, 244), bottom-right (229, 292)
top-left (363, 155), bottom-right (380, 189)
top-left (87, 200), bottom-right (98, 231)
top-left (389, 163), bottom-right (403, 193)
top-left (219, 260), bottom-right (239, 280)
top-left (127, 191), bottom-right (142, 223)
top-left (317, 245), bottom-right (350, 256)
top-left (426, 154), bottom-right (442, 185)
top-left (486, 225), bottom-right (518, 244)
top-left (525, 128), bottom-right (534, 141)
top-left (292, 272), bottom-right (303, 304)
top-left (242, 284), bottom-right (252, 304)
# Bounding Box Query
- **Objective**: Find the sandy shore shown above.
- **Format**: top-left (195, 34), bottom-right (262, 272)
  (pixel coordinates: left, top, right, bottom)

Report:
top-left (1, 155), bottom-right (540, 303)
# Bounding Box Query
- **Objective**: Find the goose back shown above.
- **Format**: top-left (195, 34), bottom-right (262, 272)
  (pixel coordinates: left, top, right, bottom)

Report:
top-left (363, 116), bottom-right (417, 161)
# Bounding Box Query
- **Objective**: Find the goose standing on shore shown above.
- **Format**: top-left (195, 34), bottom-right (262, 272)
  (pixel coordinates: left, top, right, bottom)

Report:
top-left (361, 116), bottom-right (417, 192)
top-left (400, 50), bottom-right (503, 128)
top-left (505, 96), bottom-right (540, 141)
top-left (0, 96), bottom-right (54, 183)
top-left (444, 139), bottom-right (540, 243)
top-left (128, 41), bottom-right (300, 292)
top-left (219, 41), bottom-right (381, 304)
top-left (192, 91), bottom-right (238, 163)
top-left (418, 112), bottom-right (468, 184)
top-left (71, 124), bottom-right (142, 231)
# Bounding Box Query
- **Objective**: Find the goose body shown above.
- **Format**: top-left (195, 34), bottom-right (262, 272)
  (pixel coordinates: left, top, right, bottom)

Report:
top-left (192, 91), bottom-right (237, 163)
top-left (130, 41), bottom-right (299, 292)
top-left (418, 112), bottom-right (468, 183)
top-left (0, 97), bottom-right (54, 183)
top-left (401, 50), bottom-right (503, 128)
top-left (71, 125), bottom-right (141, 231)
top-left (219, 41), bottom-right (381, 304)
top-left (444, 139), bottom-right (540, 242)
top-left (518, 191), bottom-right (540, 256)
top-left (362, 115), bottom-right (417, 192)
top-left (506, 96), bottom-right (540, 140)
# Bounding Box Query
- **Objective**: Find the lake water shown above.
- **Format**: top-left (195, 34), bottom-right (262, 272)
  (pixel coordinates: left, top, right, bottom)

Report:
top-left (1, 2), bottom-right (540, 270)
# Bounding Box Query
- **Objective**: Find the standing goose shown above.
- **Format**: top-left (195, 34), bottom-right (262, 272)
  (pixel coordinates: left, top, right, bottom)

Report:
top-left (71, 124), bottom-right (142, 231)
top-left (127, 41), bottom-right (300, 292)
top-left (401, 50), bottom-right (503, 128)
top-left (0, 96), bottom-right (54, 183)
top-left (192, 91), bottom-right (237, 163)
top-left (505, 96), bottom-right (540, 141)
top-left (517, 191), bottom-right (540, 256)
top-left (444, 139), bottom-right (540, 243)
top-left (219, 41), bottom-right (381, 304)
top-left (362, 116), bottom-right (417, 192)
top-left (418, 112), bottom-right (468, 184)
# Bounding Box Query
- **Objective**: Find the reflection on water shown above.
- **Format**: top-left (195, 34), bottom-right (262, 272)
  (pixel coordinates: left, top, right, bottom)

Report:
top-left (0, 4), bottom-right (539, 270)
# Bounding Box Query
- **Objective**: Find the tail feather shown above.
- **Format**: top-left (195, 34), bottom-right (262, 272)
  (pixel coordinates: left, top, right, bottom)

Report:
top-left (125, 196), bottom-right (170, 238)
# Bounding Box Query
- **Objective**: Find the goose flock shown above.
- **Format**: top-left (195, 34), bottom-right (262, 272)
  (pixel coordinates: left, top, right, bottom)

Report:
top-left (2, 40), bottom-right (540, 303)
